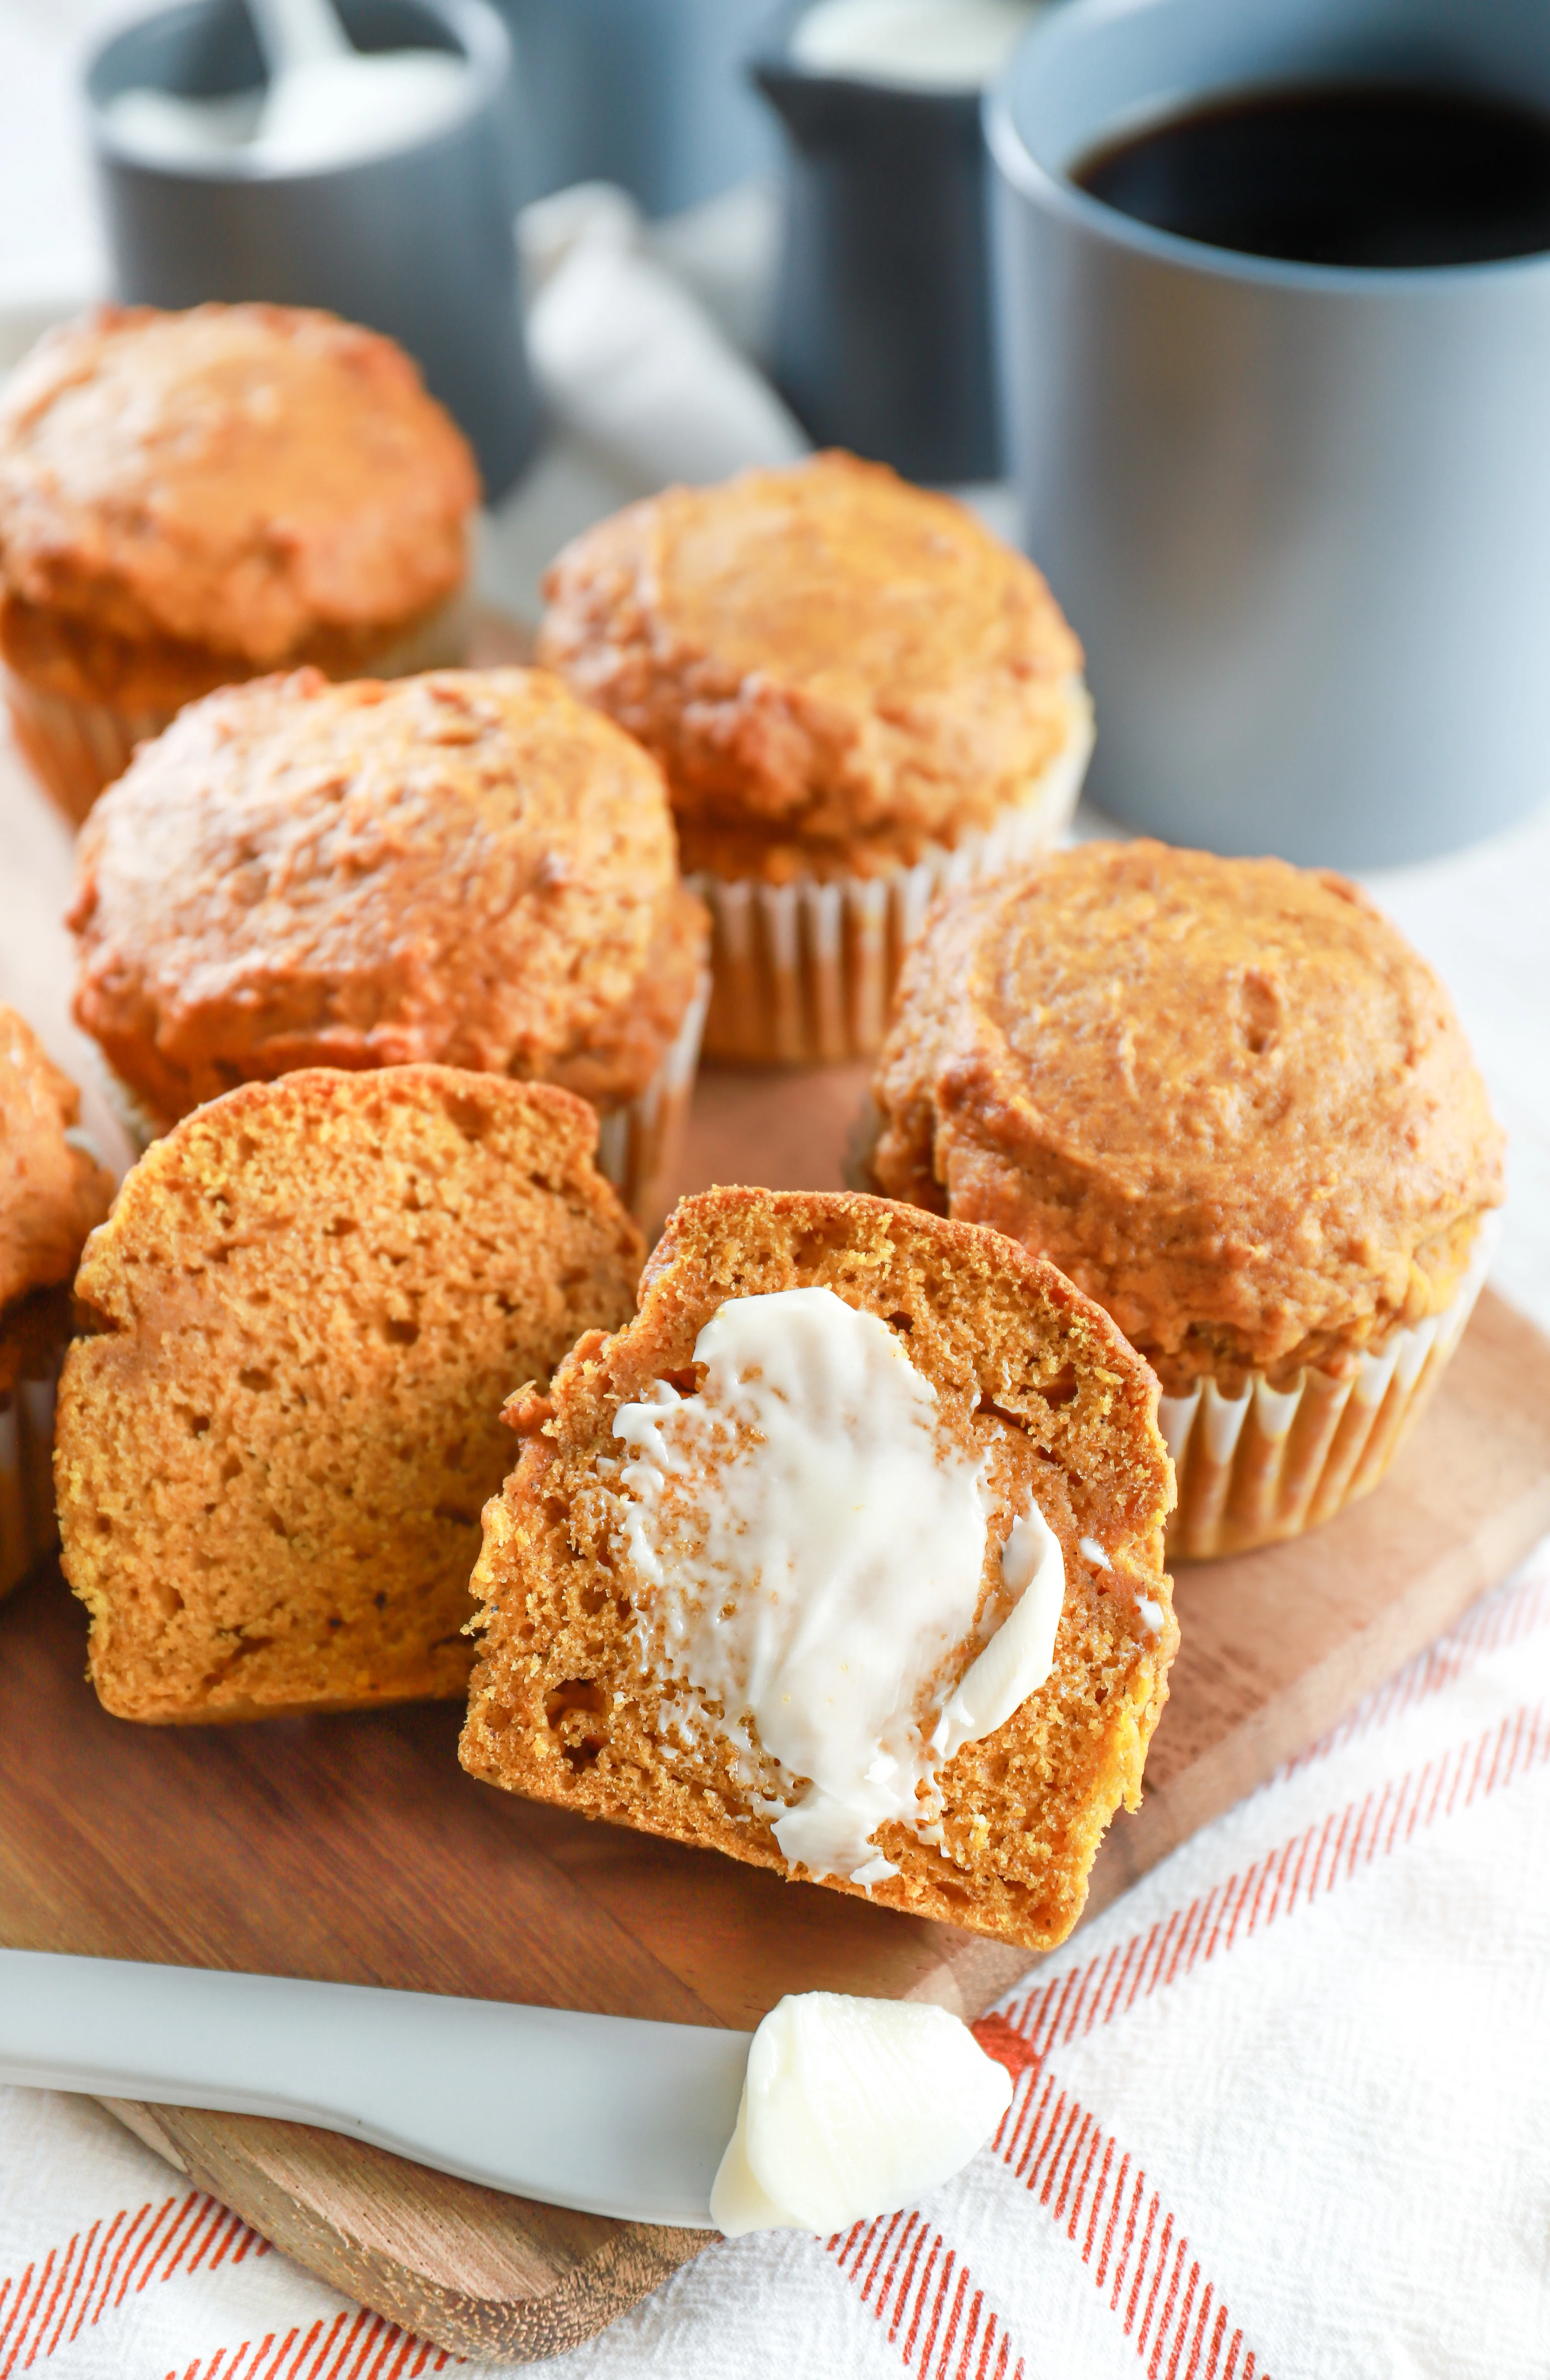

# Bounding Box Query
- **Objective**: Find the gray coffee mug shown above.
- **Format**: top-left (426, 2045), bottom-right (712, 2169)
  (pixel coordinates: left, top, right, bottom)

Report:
top-left (987, 0), bottom-right (1550, 868)
top-left (86, 0), bottom-right (537, 501)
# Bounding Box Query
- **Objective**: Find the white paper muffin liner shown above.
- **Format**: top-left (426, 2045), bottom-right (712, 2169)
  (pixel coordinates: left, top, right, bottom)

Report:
top-left (0, 1343), bottom-right (63, 1602)
top-left (1161, 1215), bottom-right (1498, 1561)
top-left (689, 680), bottom-right (1095, 1065)
top-left (100, 970), bottom-right (708, 1245)
top-left (3, 588), bottom-right (473, 830)
top-left (592, 971), bottom-right (709, 1240)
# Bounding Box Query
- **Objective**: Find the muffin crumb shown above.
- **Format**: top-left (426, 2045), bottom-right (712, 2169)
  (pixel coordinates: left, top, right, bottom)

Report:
top-left (55, 1066), bottom-right (642, 1721)
top-left (461, 1186), bottom-right (1176, 1953)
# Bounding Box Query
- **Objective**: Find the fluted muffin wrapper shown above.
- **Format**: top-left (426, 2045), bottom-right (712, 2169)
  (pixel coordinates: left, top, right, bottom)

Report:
top-left (3, 589), bottom-right (473, 830)
top-left (0, 1327), bottom-right (65, 1602)
top-left (1161, 1215), bottom-right (1498, 1562)
top-left (689, 681), bottom-right (1095, 1066)
top-left (100, 970), bottom-right (708, 1244)
top-left (592, 971), bottom-right (709, 1239)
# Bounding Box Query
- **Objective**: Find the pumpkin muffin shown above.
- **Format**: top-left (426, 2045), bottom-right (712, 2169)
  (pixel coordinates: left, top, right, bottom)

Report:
top-left (0, 1007), bottom-right (115, 1598)
top-left (55, 1067), bottom-right (642, 1721)
top-left (866, 841), bottom-right (1505, 1558)
top-left (537, 452), bottom-right (1092, 1062)
top-left (67, 666), bottom-right (709, 1232)
top-left (0, 303), bottom-right (479, 824)
top-left (461, 1187), bottom-right (1176, 1954)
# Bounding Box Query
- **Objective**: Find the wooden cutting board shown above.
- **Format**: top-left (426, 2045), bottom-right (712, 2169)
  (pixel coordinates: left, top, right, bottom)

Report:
top-left (3, 1055), bottom-right (1548, 2360)
top-left (3, 675), bottom-right (1549, 2362)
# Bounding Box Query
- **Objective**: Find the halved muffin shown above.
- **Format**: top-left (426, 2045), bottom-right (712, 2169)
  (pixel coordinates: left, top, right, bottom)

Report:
top-left (461, 1187), bottom-right (1176, 1952)
top-left (55, 1067), bottom-right (642, 1720)
top-left (1, 1006), bottom-right (115, 1598)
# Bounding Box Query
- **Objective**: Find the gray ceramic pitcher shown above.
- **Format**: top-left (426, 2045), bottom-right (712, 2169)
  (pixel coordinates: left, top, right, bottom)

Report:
top-left (752, 8), bottom-right (1005, 483)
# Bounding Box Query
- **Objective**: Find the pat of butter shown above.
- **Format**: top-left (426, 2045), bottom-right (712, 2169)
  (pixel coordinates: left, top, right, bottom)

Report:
top-left (932, 1498), bottom-right (1064, 1764)
top-left (612, 1288), bottom-right (1067, 1886)
top-left (710, 1992), bottom-right (1013, 2237)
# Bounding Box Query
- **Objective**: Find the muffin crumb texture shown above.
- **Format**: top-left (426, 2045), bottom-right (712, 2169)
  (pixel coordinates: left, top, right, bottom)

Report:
top-left (461, 1187), bottom-right (1176, 1953)
top-left (68, 666), bottom-right (705, 1123)
top-left (538, 451), bottom-right (1084, 881)
top-left (55, 1067), bottom-right (642, 1722)
top-left (870, 843), bottom-right (1505, 1390)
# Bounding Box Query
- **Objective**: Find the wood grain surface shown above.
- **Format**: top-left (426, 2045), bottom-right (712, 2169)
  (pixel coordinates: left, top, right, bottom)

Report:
top-left (4, 690), bottom-right (1550, 2363)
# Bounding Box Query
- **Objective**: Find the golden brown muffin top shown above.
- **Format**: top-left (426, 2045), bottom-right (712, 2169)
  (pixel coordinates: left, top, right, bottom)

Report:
top-left (0, 1006), bottom-right (114, 1313)
top-left (0, 305), bottom-right (477, 664)
top-left (68, 667), bottom-right (705, 1121)
top-left (870, 842), bottom-right (1505, 1389)
top-left (537, 452), bottom-right (1083, 879)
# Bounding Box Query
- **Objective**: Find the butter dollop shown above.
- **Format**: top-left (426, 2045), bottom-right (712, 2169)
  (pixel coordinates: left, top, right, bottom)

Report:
top-left (612, 1287), bottom-right (1066, 1886)
top-left (710, 1992), bottom-right (1013, 2237)
top-left (932, 1497), bottom-right (1064, 1764)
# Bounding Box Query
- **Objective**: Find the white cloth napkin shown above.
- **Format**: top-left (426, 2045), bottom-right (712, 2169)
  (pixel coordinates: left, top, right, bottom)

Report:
top-left (476, 180), bottom-right (809, 624)
top-left (5, 1530), bottom-right (1547, 2379)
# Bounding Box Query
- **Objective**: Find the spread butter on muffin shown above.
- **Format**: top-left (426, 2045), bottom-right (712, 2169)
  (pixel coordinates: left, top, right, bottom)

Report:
top-left (67, 666), bottom-right (709, 1232)
top-left (0, 1007), bottom-right (114, 1597)
top-left (460, 1187), bottom-right (1176, 1953)
top-left (55, 1067), bottom-right (642, 1721)
top-left (866, 841), bottom-right (1505, 1559)
top-left (536, 451), bottom-right (1093, 1063)
top-left (0, 303), bottom-right (479, 824)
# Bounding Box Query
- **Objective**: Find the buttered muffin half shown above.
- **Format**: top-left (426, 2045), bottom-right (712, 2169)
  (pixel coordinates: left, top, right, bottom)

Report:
top-left (56, 1067), bottom-right (641, 1721)
top-left (460, 1188), bottom-right (1176, 1953)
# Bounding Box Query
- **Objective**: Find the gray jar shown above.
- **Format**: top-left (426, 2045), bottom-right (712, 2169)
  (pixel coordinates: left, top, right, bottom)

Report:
top-left (752, 7), bottom-right (1003, 484)
top-left (85, 0), bottom-right (537, 500)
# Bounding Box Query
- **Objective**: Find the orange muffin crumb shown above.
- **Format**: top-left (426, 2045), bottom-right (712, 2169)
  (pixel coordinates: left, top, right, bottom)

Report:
top-left (0, 1006), bottom-right (113, 1314)
top-left (462, 1187), bottom-right (1176, 1953)
top-left (56, 1068), bottom-right (641, 1721)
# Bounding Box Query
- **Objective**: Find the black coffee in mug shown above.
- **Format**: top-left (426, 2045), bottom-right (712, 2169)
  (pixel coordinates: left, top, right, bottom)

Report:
top-left (1073, 83), bottom-right (1550, 267)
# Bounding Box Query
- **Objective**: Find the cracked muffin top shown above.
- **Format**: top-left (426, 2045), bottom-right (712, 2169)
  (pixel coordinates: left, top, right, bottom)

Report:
top-left (0, 1005), bottom-right (114, 1315)
top-left (68, 666), bottom-right (706, 1122)
top-left (0, 304), bottom-right (477, 675)
top-left (537, 451), bottom-right (1084, 880)
top-left (868, 841), bottom-right (1505, 1390)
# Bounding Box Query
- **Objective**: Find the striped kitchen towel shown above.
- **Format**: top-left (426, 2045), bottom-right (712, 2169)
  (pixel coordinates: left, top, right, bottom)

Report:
top-left (3, 1536), bottom-right (1547, 2380)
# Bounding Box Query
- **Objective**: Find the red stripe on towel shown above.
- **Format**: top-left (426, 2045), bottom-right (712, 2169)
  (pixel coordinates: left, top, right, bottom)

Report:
top-left (996, 1702), bottom-right (1550, 2070)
